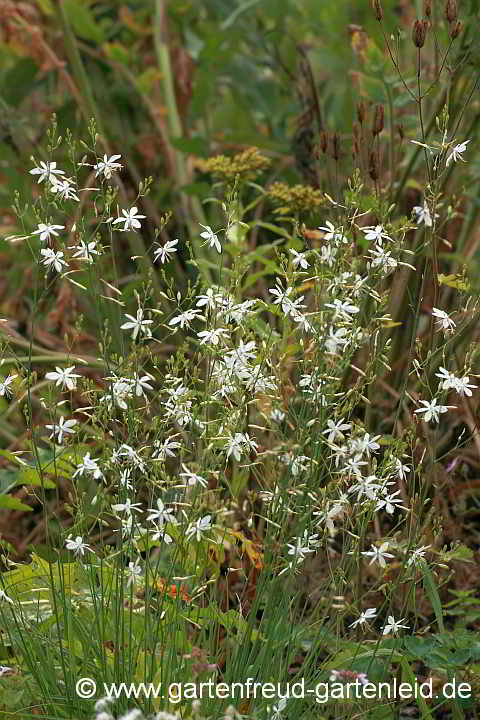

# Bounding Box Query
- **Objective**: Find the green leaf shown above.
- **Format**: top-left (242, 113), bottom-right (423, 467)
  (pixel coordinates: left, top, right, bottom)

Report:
top-left (62, 0), bottom-right (105, 44)
top-left (423, 564), bottom-right (445, 632)
top-left (3, 58), bottom-right (38, 107)
top-left (0, 495), bottom-right (32, 511)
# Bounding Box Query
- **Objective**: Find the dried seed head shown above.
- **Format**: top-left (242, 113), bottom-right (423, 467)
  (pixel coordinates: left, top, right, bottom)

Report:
top-left (372, 104), bottom-right (385, 136)
top-left (372, 0), bottom-right (383, 21)
top-left (424, 0), bottom-right (432, 17)
top-left (449, 19), bottom-right (463, 38)
top-left (357, 101), bottom-right (367, 125)
top-left (353, 122), bottom-right (361, 142)
top-left (320, 131), bottom-right (328, 154)
top-left (369, 151), bottom-right (379, 181)
top-left (445, 0), bottom-right (457, 23)
top-left (332, 133), bottom-right (341, 161)
top-left (397, 124), bottom-right (405, 141)
top-left (412, 19), bottom-right (428, 48)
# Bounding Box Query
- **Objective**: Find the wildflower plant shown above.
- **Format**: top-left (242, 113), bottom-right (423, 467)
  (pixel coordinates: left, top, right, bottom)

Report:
top-left (0, 6), bottom-right (479, 720)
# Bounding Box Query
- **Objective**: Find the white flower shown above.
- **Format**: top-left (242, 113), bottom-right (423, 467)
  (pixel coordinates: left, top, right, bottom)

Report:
top-left (446, 139), bottom-right (470, 167)
top-left (94, 153), bottom-right (122, 179)
top-left (69, 239), bottom-right (101, 263)
top-left (65, 534), bottom-right (91, 557)
top-left (30, 161), bottom-right (65, 184)
top-left (406, 545), bottom-right (430, 567)
top-left (126, 558), bottom-right (142, 588)
top-left (46, 416), bottom-right (77, 444)
top-left (0, 589), bottom-right (13, 604)
top-left (111, 498), bottom-right (142, 515)
top-left (33, 223), bottom-right (65, 243)
top-left (224, 432), bottom-right (258, 461)
top-left (289, 248), bottom-right (309, 269)
top-left (323, 418), bottom-right (351, 443)
top-left (152, 436), bottom-right (181, 461)
top-left (325, 326), bottom-right (349, 354)
top-left (413, 201), bottom-right (436, 227)
top-left (435, 367), bottom-right (477, 397)
top-left (112, 206), bottom-right (146, 232)
top-left (154, 238), bottom-right (179, 264)
top-left (169, 309), bottom-right (202, 330)
top-left (186, 515), bottom-right (212, 542)
top-left (179, 464), bottom-right (208, 488)
top-left (120, 308), bottom-right (153, 340)
top-left (382, 615), bottom-right (409, 635)
top-left (318, 221), bottom-right (348, 244)
top-left (349, 607), bottom-right (377, 628)
top-left (199, 224), bottom-right (221, 253)
top-left (73, 452), bottom-right (103, 480)
top-left (361, 225), bottom-right (391, 243)
top-left (375, 490), bottom-right (406, 515)
top-left (361, 542), bottom-right (394, 568)
top-left (147, 498), bottom-right (177, 527)
top-left (197, 327), bottom-right (229, 346)
top-left (267, 697), bottom-right (287, 720)
top-left (432, 307), bottom-right (456, 332)
top-left (368, 244), bottom-right (398, 274)
top-left (270, 409), bottom-right (285, 423)
top-left (45, 366), bottom-right (80, 391)
top-left (0, 375), bottom-right (17, 398)
top-left (49, 178), bottom-right (79, 202)
top-left (40, 248), bottom-right (67, 274)
top-left (324, 298), bottom-right (359, 321)
top-left (414, 398), bottom-right (455, 423)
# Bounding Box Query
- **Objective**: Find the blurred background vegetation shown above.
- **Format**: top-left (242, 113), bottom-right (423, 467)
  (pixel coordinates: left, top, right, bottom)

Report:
top-left (1, 0), bottom-right (480, 360)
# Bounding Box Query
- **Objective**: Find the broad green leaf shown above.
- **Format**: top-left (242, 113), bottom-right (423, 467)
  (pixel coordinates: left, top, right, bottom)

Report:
top-left (63, 0), bottom-right (105, 44)
top-left (0, 495), bottom-right (32, 511)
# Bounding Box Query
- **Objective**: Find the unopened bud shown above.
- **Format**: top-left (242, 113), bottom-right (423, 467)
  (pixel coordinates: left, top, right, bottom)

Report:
top-left (424, 0), bottom-right (432, 17)
top-left (372, 104), bottom-right (385, 136)
top-left (357, 101), bottom-right (367, 125)
top-left (449, 20), bottom-right (462, 38)
top-left (372, 0), bottom-right (383, 21)
top-left (412, 19), bottom-right (428, 48)
top-left (369, 151), bottom-right (379, 181)
top-left (445, 0), bottom-right (457, 23)
top-left (332, 133), bottom-right (341, 161)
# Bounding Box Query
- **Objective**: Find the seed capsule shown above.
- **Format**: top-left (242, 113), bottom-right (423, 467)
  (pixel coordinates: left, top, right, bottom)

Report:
top-left (372, 104), bottom-right (385, 136)
top-left (445, 0), bottom-right (457, 23)
top-left (449, 20), bottom-right (462, 39)
top-left (372, 0), bottom-right (383, 21)
top-left (412, 19), bottom-right (428, 48)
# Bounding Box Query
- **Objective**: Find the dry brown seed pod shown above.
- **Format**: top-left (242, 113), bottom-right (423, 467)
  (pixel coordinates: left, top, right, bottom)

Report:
top-left (372, 104), bottom-right (385, 136)
top-left (412, 19), bottom-right (428, 48)
top-left (372, 0), bottom-right (383, 21)
top-left (445, 0), bottom-right (457, 23)
top-left (450, 20), bottom-right (463, 39)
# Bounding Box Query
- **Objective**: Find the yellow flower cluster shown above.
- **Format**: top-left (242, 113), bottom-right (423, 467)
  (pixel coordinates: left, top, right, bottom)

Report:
top-left (267, 182), bottom-right (325, 215)
top-left (194, 147), bottom-right (271, 180)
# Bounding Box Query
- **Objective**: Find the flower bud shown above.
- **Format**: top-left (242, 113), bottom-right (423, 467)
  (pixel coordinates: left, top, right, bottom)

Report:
top-left (372, 0), bottom-right (383, 21)
top-left (372, 104), bottom-right (385, 136)
top-left (449, 20), bottom-right (462, 38)
top-left (412, 19), bottom-right (428, 48)
top-left (424, 0), bottom-right (432, 17)
top-left (445, 0), bottom-right (457, 23)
